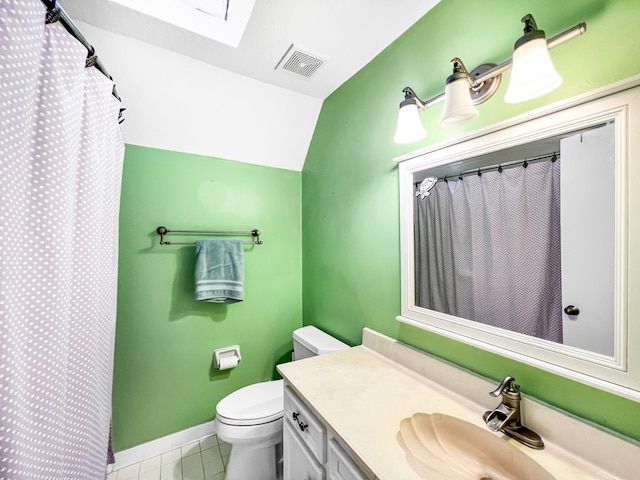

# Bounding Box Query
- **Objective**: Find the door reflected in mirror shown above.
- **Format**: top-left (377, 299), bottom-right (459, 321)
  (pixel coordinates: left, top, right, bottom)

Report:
top-left (413, 122), bottom-right (615, 356)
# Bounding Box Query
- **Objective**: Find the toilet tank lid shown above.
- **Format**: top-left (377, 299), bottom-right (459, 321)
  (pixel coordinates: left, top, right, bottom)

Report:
top-left (293, 326), bottom-right (350, 355)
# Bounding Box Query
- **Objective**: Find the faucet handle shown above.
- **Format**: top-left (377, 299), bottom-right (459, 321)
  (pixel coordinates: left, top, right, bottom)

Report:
top-left (489, 376), bottom-right (518, 397)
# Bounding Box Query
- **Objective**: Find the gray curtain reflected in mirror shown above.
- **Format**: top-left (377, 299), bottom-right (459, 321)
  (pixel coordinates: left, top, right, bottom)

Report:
top-left (412, 122), bottom-right (615, 356)
top-left (414, 159), bottom-right (563, 342)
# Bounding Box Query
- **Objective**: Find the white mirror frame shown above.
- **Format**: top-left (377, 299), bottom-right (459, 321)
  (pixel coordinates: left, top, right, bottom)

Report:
top-left (395, 76), bottom-right (640, 402)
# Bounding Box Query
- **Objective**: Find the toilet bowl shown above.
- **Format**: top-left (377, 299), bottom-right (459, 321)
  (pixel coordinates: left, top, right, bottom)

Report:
top-left (214, 380), bottom-right (284, 480)
top-left (214, 326), bottom-right (350, 480)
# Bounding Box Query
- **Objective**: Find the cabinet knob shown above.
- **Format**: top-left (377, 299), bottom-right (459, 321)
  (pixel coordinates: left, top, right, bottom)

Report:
top-left (564, 305), bottom-right (580, 315)
top-left (292, 412), bottom-right (308, 431)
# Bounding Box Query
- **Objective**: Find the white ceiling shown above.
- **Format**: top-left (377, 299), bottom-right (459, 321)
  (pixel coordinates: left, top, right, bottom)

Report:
top-left (60, 0), bottom-right (441, 100)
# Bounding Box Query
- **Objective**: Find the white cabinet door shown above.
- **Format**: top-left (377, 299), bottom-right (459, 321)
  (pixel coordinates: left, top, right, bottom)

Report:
top-left (327, 439), bottom-right (367, 480)
top-left (284, 386), bottom-right (326, 462)
top-left (284, 421), bottom-right (325, 480)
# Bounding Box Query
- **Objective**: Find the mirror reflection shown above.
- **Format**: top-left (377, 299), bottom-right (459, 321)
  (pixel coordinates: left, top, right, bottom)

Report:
top-left (413, 122), bottom-right (615, 356)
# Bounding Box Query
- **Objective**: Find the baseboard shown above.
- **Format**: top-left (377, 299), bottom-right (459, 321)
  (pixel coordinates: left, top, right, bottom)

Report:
top-left (110, 420), bottom-right (216, 471)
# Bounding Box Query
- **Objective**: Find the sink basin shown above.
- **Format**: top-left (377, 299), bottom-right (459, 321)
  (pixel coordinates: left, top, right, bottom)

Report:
top-left (397, 413), bottom-right (555, 480)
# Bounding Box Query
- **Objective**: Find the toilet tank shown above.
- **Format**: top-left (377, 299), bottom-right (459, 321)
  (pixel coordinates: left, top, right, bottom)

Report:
top-left (292, 326), bottom-right (350, 360)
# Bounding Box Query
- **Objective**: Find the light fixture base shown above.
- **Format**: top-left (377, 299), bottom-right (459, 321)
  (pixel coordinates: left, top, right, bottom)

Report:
top-left (469, 63), bottom-right (501, 105)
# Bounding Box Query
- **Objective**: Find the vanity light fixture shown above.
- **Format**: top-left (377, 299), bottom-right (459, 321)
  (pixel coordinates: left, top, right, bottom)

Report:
top-left (394, 14), bottom-right (586, 144)
top-left (393, 87), bottom-right (427, 143)
top-left (439, 58), bottom-right (480, 127)
top-left (504, 14), bottom-right (562, 103)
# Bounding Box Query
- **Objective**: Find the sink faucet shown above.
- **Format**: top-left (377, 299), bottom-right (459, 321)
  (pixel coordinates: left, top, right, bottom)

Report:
top-left (483, 376), bottom-right (544, 449)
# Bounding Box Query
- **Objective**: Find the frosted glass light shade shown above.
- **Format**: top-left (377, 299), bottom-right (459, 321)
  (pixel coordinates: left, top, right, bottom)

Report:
top-left (439, 78), bottom-right (479, 128)
top-left (505, 37), bottom-right (562, 103)
top-left (394, 102), bottom-right (426, 144)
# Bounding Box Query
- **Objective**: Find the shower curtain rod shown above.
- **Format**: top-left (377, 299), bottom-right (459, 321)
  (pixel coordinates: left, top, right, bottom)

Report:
top-left (442, 152), bottom-right (560, 181)
top-left (41, 0), bottom-right (121, 102)
top-left (449, 151), bottom-right (559, 180)
top-left (415, 151), bottom-right (560, 186)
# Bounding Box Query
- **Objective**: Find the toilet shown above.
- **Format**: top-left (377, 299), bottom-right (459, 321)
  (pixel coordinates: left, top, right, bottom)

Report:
top-left (214, 326), bottom-right (350, 480)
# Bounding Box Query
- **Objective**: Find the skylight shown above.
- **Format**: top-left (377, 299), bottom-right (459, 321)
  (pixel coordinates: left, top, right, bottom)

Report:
top-left (109, 0), bottom-right (256, 47)
top-left (181, 0), bottom-right (228, 20)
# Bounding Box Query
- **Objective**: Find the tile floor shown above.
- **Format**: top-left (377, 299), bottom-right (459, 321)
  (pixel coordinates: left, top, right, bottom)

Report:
top-left (107, 434), bottom-right (230, 480)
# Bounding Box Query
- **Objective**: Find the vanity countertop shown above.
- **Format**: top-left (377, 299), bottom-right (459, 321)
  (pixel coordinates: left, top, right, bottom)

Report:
top-left (277, 344), bottom-right (635, 480)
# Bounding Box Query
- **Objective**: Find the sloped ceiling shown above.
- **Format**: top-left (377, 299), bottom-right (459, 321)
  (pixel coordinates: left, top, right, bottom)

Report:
top-left (61, 0), bottom-right (441, 100)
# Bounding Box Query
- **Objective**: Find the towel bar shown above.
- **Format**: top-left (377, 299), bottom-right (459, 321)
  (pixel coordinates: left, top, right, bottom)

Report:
top-left (156, 226), bottom-right (262, 245)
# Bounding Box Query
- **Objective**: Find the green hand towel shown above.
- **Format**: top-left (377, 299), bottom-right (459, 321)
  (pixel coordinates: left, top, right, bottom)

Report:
top-left (194, 239), bottom-right (244, 303)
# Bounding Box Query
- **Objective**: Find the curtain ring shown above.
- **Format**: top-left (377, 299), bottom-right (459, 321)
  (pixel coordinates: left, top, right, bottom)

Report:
top-left (86, 55), bottom-right (97, 69)
top-left (45, 7), bottom-right (62, 24)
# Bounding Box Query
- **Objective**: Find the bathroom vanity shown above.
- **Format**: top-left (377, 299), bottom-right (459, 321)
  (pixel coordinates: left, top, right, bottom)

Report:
top-left (283, 385), bottom-right (371, 479)
top-left (277, 328), bottom-right (640, 480)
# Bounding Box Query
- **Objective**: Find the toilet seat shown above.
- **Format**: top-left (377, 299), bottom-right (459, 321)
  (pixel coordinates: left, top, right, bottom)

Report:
top-left (216, 379), bottom-right (284, 426)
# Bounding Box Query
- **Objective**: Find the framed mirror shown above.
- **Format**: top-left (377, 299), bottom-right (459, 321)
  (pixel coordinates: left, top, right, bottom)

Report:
top-left (395, 79), bottom-right (640, 401)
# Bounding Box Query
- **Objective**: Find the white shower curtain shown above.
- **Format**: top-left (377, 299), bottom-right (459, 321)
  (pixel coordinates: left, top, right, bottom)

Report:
top-left (0, 1), bottom-right (124, 478)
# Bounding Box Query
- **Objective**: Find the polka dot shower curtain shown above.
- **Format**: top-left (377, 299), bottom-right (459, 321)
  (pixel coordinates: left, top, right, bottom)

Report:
top-left (0, 1), bottom-right (124, 478)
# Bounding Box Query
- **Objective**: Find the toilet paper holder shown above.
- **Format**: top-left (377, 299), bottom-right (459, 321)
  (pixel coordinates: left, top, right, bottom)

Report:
top-left (214, 345), bottom-right (242, 370)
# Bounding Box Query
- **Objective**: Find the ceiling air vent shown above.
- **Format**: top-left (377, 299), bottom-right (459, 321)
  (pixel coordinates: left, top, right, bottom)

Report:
top-left (275, 44), bottom-right (325, 79)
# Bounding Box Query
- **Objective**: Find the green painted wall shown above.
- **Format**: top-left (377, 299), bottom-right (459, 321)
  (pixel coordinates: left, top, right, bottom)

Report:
top-left (114, 145), bottom-right (302, 450)
top-left (302, 0), bottom-right (640, 441)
